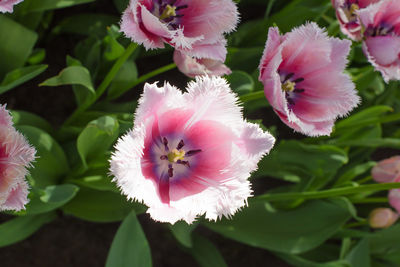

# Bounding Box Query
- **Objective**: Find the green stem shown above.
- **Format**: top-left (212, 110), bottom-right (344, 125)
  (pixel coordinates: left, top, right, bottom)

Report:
top-left (258, 183), bottom-right (400, 202)
top-left (239, 90), bottom-right (265, 103)
top-left (107, 63), bottom-right (177, 100)
top-left (344, 220), bottom-right (368, 228)
top-left (63, 43), bottom-right (138, 126)
top-left (349, 197), bottom-right (388, 204)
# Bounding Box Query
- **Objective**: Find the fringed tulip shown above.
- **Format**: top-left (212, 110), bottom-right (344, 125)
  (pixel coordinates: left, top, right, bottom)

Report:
top-left (0, 0), bottom-right (23, 13)
top-left (258, 23), bottom-right (360, 136)
top-left (331, 0), bottom-right (379, 40)
top-left (0, 105), bottom-right (36, 211)
top-left (173, 50), bottom-right (231, 78)
top-left (358, 0), bottom-right (400, 82)
top-left (120, 0), bottom-right (239, 61)
top-left (110, 76), bottom-right (275, 224)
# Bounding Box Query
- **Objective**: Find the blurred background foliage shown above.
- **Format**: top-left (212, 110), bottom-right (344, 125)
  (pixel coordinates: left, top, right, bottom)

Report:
top-left (0, 0), bottom-right (400, 266)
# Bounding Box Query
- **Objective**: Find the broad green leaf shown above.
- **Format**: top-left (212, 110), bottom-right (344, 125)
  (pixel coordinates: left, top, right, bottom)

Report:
top-left (190, 235), bottom-right (227, 267)
top-left (66, 56), bottom-right (96, 106)
top-left (113, 0), bottom-right (129, 12)
top-left (170, 221), bottom-right (197, 248)
top-left (107, 61), bottom-right (138, 99)
top-left (345, 238), bottom-right (370, 267)
top-left (334, 162), bottom-right (376, 187)
top-left (0, 213), bottom-right (56, 247)
top-left (27, 48), bottom-right (46, 64)
top-left (18, 0), bottom-right (95, 12)
top-left (16, 126), bottom-right (69, 187)
top-left (11, 110), bottom-right (53, 134)
top-left (0, 15), bottom-right (37, 77)
top-left (75, 36), bottom-right (102, 77)
top-left (19, 184), bottom-right (79, 215)
top-left (226, 70), bottom-right (254, 95)
top-left (0, 65), bottom-right (47, 94)
top-left (103, 25), bottom-right (125, 61)
top-left (76, 116), bottom-right (119, 168)
top-left (206, 198), bottom-right (352, 254)
top-left (53, 14), bottom-right (118, 37)
top-left (62, 187), bottom-right (145, 222)
top-left (106, 211), bottom-right (152, 267)
top-left (226, 47), bottom-right (263, 73)
top-left (369, 224), bottom-right (400, 257)
top-left (40, 66), bottom-right (94, 94)
top-left (254, 140), bottom-right (348, 190)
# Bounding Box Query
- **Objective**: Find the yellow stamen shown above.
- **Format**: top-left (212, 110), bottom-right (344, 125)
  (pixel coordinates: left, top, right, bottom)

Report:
top-left (168, 149), bottom-right (185, 163)
top-left (350, 3), bottom-right (359, 13)
top-left (159, 4), bottom-right (177, 20)
top-left (282, 80), bottom-right (296, 92)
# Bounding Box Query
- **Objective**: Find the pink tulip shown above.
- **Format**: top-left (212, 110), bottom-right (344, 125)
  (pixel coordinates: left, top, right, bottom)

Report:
top-left (369, 207), bottom-right (398, 228)
top-left (110, 76), bottom-right (275, 224)
top-left (258, 23), bottom-right (360, 136)
top-left (0, 105), bottom-right (36, 211)
top-left (358, 0), bottom-right (400, 82)
top-left (120, 0), bottom-right (239, 61)
top-left (371, 156), bottom-right (400, 183)
top-left (0, 0), bottom-right (23, 13)
top-left (173, 50), bottom-right (231, 78)
top-left (331, 0), bottom-right (380, 40)
top-left (389, 188), bottom-right (400, 213)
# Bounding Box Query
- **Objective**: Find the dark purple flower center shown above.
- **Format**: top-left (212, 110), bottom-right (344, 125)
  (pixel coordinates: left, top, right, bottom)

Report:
top-left (158, 137), bottom-right (201, 178)
top-left (152, 0), bottom-right (188, 29)
top-left (278, 71), bottom-right (305, 108)
top-left (365, 22), bottom-right (395, 37)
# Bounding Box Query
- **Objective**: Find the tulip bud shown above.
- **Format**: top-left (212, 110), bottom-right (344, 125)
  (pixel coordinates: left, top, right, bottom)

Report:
top-left (369, 208), bottom-right (398, 229)
top-left (371, 156), bottom-right (400, 183)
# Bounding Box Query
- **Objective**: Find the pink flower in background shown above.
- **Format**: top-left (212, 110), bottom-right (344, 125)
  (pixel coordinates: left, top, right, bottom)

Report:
top-left (110, 76), bottom-right (275, 224)
top-left (258, 23), bottom-right (359, 136)
top-left (173, 50), bottom-right (231, 78)
top-left (0, 0), bottom-right (23, 13)
top-left (369, 207), bottom-right (398, 228)
top-left (372, 155), bottom-right (400, 183)
top-left (358, 0), bottom-right (400, 82)
top-left (0, 105), bottom-right (36, 211)
top-left (372, 156), bottom-right (400, 213)
top-left (121, 0), bottom-right (239, 61)
top-left (331, 0), bottom-right (380, 40)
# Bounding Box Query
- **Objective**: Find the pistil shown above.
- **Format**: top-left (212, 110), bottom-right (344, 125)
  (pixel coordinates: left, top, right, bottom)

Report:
top-left (159, 4), bottom-right (177, 20)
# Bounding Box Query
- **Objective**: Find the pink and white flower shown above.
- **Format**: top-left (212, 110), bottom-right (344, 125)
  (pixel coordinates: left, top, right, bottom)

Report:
top-left (110, 76), bottom-right (275, 224)
top-left (358, 0), bottom-right (400, 82)
top-left (173, 50), bottom-right (231, 78)
top-left (372, 156), bottom-right (400, 213)
top-left (120, 0), bottom-right (239, 61)
top-left (258, 23), bottom-right (360, 136)
top-left (0, 0), bottom-right (23, 13)
top-left (0, 105), bottom-right (36, 211)
top-left (331, 0), bottom-right (380, 40)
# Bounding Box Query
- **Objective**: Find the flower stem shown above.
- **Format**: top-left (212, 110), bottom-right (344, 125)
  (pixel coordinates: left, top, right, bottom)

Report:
top-left (258, 183), bottom-right (400, 202)
top-left (239, 90), bottom-right (265, 103)
top-left (63, 42), bottom-right (138, 126)
top-left (107, 63), bottom-right (177, 100)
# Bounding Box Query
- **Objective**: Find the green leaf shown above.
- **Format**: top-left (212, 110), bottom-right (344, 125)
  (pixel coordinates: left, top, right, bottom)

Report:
top-left (106, 211), bottom-right (152, 267)
top-left (40, 66), bottom-right (94, 93)
top-left (76, 116), bottom-right (119, 168)
top-left (19, 184), bottom-right (79, 215)
top-left (254, 140), bottom-right (348, 190)
top-left (62, 187), bottom-right (145, 222)
top-left (0, 65), bottom-right (47, 94)
top-left (113, 0), bottom-right (129, 12)
top-left (11, 110), bottom-right (53, 134)
top-left (206, 198), bottom-right (352, 254)
top-left (107, 61), bottom-right (138, 99)
top-left (276, 253), bottom-right (350, 267)
top-left (334, 162), bottom-right (376, 187)
top-left (18, 0), bottom-right (95, 12)
top-left (226, 70), bottom-right (254, 95)
top-left (16, 126), bottom-right (69, 188)
top-left (190, 235), bottom-right (227, 267)
top-left (0, 15), bottom-right (38, 77)
top-left (103, 25), bottom-right (125, 61)
top-left (345, 238), bottom-right (370, 267)
top-left (170, 221), bottom-right (197, 248)
top-left (0, 213), bottom-right (56, 247)
top-left (53, 14), bottom-right (118, 37)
